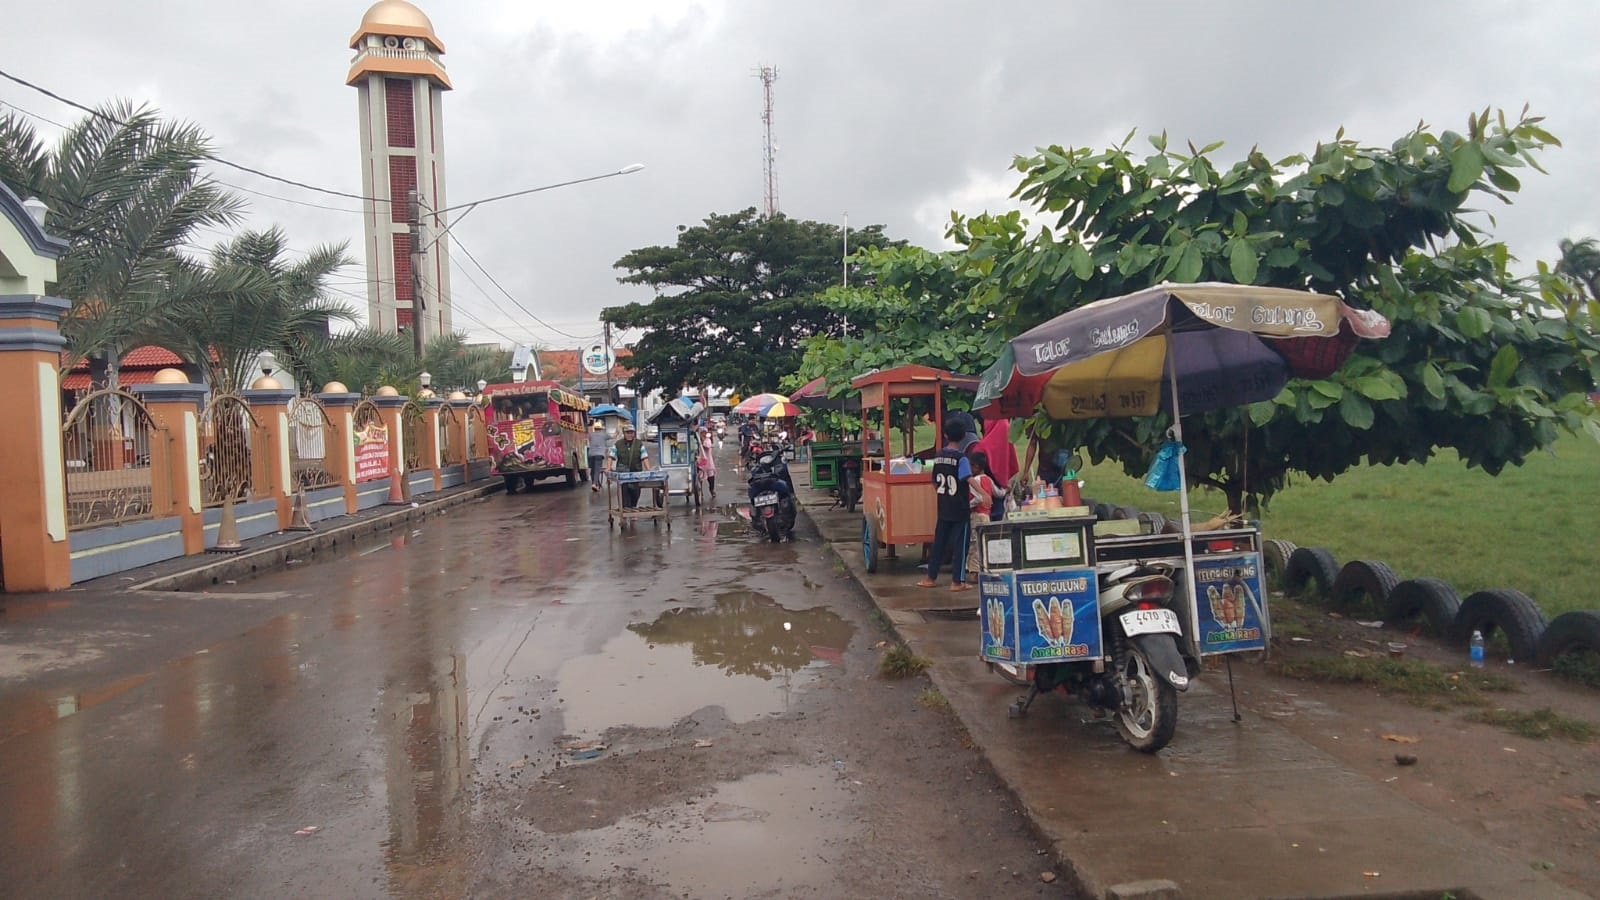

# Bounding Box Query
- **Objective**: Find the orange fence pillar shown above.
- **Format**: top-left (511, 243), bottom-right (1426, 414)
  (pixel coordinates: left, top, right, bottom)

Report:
top-left (0, 296), bottom-right (73, 591)
top-left (423, 399), bottom-right (444, 491)
top-left (372, 393), bottom-right (407, 503)
top-left (449, 398), bottom-right (474, 484)
top-left (242, 381), bottom-right (297, 530)
top-left (134, 376), bottom-right (208, 556)
top-left (317, 389), bottom-right (361, 515)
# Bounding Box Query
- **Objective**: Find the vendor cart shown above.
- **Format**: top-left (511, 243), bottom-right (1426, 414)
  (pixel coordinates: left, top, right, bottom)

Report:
top-left (853, 365), bottom-right (979, 574)
top-left (646, 398), bottom-right (707, 507)
top-left (608, 469), bottom-right (670, 529)
top-left (792, 378), bottom-right (867, 511)
top-left (976, 282), bottom-right (1391, 670)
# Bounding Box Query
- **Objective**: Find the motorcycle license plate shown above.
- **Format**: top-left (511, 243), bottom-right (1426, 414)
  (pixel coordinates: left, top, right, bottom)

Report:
top-left (754, 492), bottom-right (780, 507)
top-left (1120, 608), bottom-right (1181, 636)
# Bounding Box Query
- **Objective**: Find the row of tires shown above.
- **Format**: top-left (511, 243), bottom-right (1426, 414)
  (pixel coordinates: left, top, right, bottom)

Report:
top-left (1264, 540), bottom-right (1600, 673)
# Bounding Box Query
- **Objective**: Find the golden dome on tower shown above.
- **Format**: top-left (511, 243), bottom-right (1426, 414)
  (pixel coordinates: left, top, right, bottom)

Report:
top-left (346, 0), bottom-right (452, 88)
top-left (350, 0), bottom-right (445, 52)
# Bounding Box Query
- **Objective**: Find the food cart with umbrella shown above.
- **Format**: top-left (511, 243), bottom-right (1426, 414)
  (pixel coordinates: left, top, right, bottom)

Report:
top-left (587, 403), bottom-right (634, 435)
top-left (791, 376), bottom-right (866, 506)
top-left (973, 282), bottom-right (1390, 685)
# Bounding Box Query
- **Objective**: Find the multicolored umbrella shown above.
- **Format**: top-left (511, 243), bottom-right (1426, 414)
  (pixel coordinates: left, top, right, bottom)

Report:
top-left (733, 392), bottom-right (801, 418)
top-left (975, 282), bottom-right (1390, 420)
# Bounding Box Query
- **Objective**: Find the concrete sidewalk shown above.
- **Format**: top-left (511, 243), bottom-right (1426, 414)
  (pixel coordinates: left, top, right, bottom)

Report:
top-left (793, 477), bottom-right (1578, 899)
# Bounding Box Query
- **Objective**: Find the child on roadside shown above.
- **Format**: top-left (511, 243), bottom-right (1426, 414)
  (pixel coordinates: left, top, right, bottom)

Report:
top-left (966, 450), bottom-right (1003, 571)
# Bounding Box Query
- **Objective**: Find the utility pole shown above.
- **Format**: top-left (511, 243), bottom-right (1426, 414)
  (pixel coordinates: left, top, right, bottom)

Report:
top-left (756, 65), bottom-right (779, 219)
top-left (407, 188), bottom-right (426, 361)
top-left (842, 212), bottom-right (850, 337)
top-left (603, 320), bottom-right (614, 405)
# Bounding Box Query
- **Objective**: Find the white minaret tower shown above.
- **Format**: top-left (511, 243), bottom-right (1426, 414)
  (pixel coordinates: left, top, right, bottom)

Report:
top-left (347, 0), bottom-right (454, 344)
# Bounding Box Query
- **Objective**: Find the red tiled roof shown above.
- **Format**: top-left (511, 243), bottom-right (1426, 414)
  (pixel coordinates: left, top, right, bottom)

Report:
top-left (62, 344), bottom-right (214, 373)
top-left (61, 369), bottom-right (166, 390)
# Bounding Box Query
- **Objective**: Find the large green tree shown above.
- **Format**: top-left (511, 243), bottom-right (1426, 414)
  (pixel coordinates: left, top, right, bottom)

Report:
top-left (1556, 236), bottom-right (1600, 305)
top-left (0, 102), bottom-right (244, 382)
top-left (798, 110), bottom-right (1600, 511)
top-left (603, 208), bottom-right (894, 395)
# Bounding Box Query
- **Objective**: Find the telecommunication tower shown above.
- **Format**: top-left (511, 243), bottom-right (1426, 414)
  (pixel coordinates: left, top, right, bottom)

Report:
top-left (757, 65), bottom-right (779, 218)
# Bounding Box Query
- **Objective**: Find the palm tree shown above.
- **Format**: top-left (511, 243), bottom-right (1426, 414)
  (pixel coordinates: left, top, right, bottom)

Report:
top-left (421, 333), bottom-right (511, 393)
top-left (1556, 237), bottom-right (1600, 302)
top-left (0, 101), bottom-right (244, 384)
top-left (154, 228), bottom-right (355, 393)
top-left (295, 328), bottom-right (418, 395)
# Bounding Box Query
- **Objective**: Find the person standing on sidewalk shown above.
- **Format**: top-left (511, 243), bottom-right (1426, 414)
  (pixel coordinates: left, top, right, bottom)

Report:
top-left (586, 422), bottom-right (609, 492)
top-left (918, 419), bottom-right (972, 593)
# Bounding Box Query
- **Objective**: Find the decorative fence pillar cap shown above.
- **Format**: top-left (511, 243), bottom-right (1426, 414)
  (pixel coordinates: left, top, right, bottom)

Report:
top-left (375, 385), bottom-right (400, 397)
top-left (315, 391), bottom-right (363, 407)
top-left (322, 380), bottom-right (349, 393)
top-left (370, 394), bottom-right (408, 408)
top-left (241, 388), bottom-right (298, 404)
top-left (250, 375), bottom-right (284, 390)
top-left (152, 368), bottom-right (189, 384)
top-left (423, 398), bottom-right (446, 409)
top-left (417, 388), bottom-right (436, 399)
top-left (132, 382), bottom-right (209, 404)
top-left (447, 390), bottom-right (469, 401)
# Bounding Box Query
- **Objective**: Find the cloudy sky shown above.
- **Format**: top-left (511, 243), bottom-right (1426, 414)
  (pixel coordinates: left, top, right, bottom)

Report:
top-left (3, 0), bottom-right (1597, 350)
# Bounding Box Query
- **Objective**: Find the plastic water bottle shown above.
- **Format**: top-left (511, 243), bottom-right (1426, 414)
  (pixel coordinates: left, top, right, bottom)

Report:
top-left (1469, 629), bottom-right (1486, 668)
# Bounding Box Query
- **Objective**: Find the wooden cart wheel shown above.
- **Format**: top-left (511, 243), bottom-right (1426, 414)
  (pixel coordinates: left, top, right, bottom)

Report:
top-left (862, 517), bottom-right (879, 574)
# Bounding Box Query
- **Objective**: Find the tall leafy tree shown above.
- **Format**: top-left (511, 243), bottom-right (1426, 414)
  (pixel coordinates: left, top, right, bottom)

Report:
top-left (797, 110), bottom-right (1600, 511)
top-left (0, 102), bottom-right (244, 382)
top-left (603, 208), bottom-right (894, 395)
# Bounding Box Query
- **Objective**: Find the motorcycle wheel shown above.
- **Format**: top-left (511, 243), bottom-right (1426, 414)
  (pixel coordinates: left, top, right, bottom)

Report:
top-left (1115, 644), bottom-right (1178, 753)
top-left (766, 516), bottom-right (782, 543)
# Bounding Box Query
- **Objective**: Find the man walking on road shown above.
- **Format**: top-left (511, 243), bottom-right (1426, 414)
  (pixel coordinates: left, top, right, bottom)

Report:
top-left (586, 422), bottom-right (609, 492)
top-left (607, 423), bottom-right (651, 508)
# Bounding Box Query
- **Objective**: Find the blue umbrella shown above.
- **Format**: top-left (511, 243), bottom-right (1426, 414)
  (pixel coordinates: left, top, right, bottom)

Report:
top-left (588, 404), bottom-right (633, 424)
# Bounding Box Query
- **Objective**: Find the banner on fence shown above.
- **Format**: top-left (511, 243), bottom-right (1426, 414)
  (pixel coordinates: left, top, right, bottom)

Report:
top-left (354, 422), bottom-right (391, 482)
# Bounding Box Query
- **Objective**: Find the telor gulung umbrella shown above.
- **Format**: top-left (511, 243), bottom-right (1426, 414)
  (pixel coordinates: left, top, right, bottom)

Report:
top-left (974, 282), bottom-right (1391, 645)
top-left (975, 282), bottom-right (1391, 419)
top-left (733, 392), bottom-right (802, 418)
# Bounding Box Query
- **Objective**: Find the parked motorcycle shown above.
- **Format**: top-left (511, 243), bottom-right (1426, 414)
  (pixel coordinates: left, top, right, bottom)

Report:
top-left (991, 562), bottom-right (1192, 752)
top-left (746, 451), bottom-right (797, 542)
top-left (836, 456), bottom-right (862, 513)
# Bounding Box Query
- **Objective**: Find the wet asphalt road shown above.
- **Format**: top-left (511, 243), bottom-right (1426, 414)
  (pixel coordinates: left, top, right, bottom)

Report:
top-left (0, 463), bottom-right (1071, 899)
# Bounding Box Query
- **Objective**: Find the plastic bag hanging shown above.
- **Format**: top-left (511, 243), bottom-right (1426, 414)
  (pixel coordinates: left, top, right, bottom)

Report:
top-left (1143, 439), bottom-right (1186, 492)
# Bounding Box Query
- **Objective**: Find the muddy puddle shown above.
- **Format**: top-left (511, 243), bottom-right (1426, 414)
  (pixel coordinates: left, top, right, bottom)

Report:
top-left (571, 764), bottom-right (853, 895)
top-left (553, 591), bottom-right (853, 736)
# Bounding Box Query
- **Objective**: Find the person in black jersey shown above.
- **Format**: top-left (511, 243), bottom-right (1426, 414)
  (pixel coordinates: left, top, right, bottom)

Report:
top-left (916, 419), bottom-right (973, 592)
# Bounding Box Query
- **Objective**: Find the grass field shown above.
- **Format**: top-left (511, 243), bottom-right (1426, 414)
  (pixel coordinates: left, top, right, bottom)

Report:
top-left (1071, 437), bottom-right (1600, 618)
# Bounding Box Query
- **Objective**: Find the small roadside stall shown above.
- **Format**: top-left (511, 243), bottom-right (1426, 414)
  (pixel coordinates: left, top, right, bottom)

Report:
top-left (853, 365), bottom-right (980, 574)
top-left (972, 283), bottom-right (1391, 737)
top-left (791, 376), bottom-right (864, 508)
top-left (587, 403), bottom-right (633, 436)
top-left (646, 397), bottom-right (707, 507)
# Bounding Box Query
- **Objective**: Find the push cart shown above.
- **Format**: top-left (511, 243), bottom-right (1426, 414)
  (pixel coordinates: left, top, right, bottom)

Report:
top-left (853, 365), bottom-right (980, 574)
top-left (646, 398), bottom-right (707, 507)
top-left (607, 469), bottom-right (670, 529)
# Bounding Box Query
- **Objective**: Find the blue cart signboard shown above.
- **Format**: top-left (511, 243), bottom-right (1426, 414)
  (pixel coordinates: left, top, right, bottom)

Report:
top-left (1192, 554), bottom-right (1268, 655)
top-left (981, 569), bottom-right (1102, 664)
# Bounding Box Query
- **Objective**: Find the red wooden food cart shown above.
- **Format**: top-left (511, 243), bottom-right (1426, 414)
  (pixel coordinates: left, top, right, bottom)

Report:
top-left (853, 365), bottom-right (979, 573)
